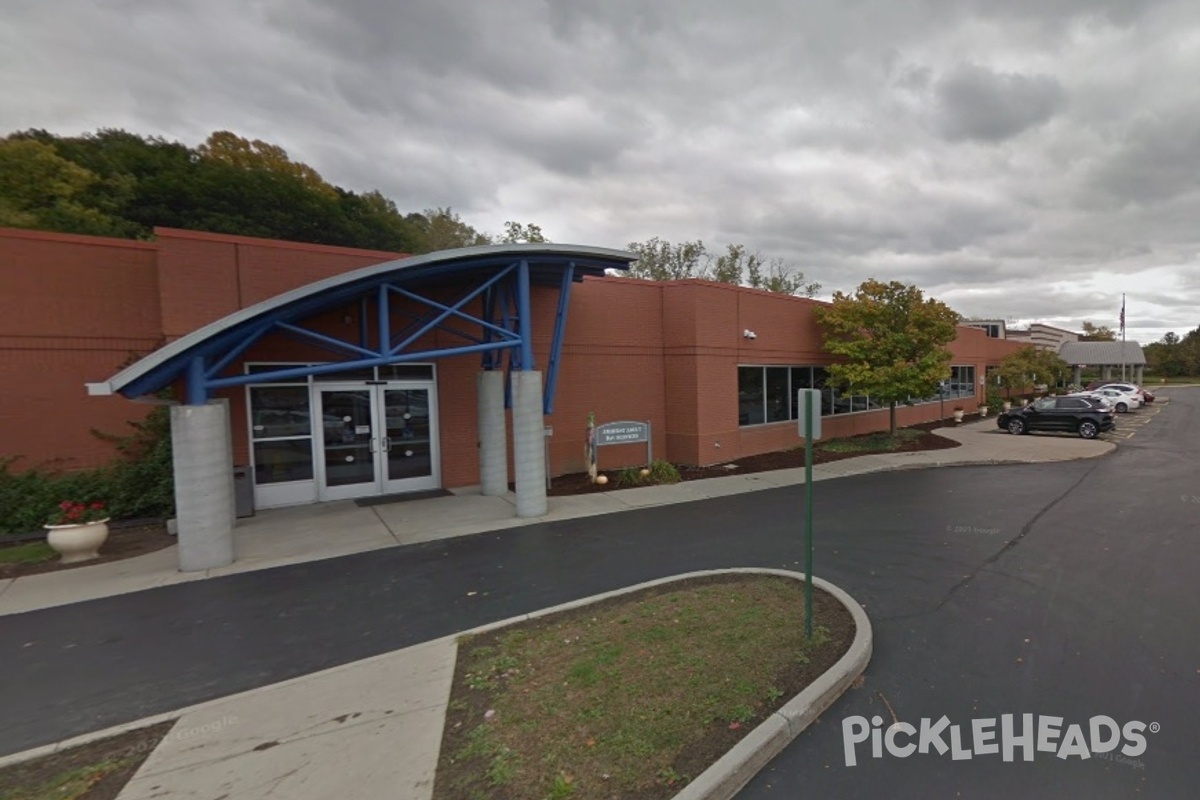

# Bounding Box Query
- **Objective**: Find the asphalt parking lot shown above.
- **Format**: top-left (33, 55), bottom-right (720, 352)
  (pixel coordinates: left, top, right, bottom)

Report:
top-left (1101, 396), bottom-right (1167, 440)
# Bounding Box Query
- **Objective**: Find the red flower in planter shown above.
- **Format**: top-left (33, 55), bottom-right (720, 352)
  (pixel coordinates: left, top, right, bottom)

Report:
top-left (46, 501), bottom-right (109, 526)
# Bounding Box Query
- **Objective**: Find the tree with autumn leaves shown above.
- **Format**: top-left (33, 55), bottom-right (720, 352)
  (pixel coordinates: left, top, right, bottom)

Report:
top-left (815, 279), bottom-right (961, 434)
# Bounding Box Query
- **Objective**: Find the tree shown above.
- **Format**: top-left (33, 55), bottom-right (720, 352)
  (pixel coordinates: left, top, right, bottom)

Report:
top-left (1144, 332), bottom-right (1182, 378)
top-left (198, 131), bottom-right (335, 196)
top-left (996, 347), bottom-right (1071, 397)
top-left (626, 237), bottom-right (710, 280)
top-left (0, 137), bottom-right (135, 235)
top-left (750, 256), bottom-right (821, 297)
top-left (814, 279), bottom-right (960, 434)
top-left (1080, 321), bottom-right (1117, 341)
top-left (625, 237), bottom-right (821, 296)
top-left (409, 207), bottom-right (492, 252)
top-left (499, 221), bottom-right (549, 243)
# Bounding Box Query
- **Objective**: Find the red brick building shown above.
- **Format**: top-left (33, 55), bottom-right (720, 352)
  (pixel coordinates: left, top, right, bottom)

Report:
top-left (2, 226), bottom-right (1024, 515)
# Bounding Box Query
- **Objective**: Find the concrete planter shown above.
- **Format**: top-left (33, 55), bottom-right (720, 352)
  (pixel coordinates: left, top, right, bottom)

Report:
top-left (44, 519), bottom-right (110, 564)
top-left (978, 405), bottom-right (989, 418)
top-left (953, 409), bottom-right (965, 422)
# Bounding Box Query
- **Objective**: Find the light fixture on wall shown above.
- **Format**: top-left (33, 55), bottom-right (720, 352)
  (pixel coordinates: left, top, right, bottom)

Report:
top-left (743, 329), bottom-right (758, 340)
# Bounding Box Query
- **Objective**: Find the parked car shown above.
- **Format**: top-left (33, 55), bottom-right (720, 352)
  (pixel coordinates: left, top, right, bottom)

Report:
top-left (1099, 382), bottom-right (1154, 404)
top-left (997, 396), bottom-right (1115, 439)
top-left (1062, 392), bottom-right (1115, 413)
top-left (1089, 387), bottom-right (1141, 413)
top-left (1085, 381), bottom-right (1155, 403)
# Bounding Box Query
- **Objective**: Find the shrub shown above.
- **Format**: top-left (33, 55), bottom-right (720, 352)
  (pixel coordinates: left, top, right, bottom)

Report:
top-left (648, 460), bottom-right (681, 484)
top-left (1, 406), bottom-right (175, 535)
top-left (615, 466), bottom-right (647, 487)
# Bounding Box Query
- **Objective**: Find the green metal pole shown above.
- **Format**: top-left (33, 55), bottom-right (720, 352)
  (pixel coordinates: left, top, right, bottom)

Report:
top-left (804, 397), bottom-right (814, 641)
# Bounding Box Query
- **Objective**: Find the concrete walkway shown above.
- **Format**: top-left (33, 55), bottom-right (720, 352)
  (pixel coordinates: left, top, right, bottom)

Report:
top-left (0, 418), bottom-right (1112, 617)
top-left (0, 417), bottom-right (1117, 800)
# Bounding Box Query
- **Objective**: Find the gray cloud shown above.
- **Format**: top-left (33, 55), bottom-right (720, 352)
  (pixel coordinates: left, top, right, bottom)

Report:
top-left (1, 0), bottom-right (1199, 340)
top-left (935, 64), bottom-right (1067, 142)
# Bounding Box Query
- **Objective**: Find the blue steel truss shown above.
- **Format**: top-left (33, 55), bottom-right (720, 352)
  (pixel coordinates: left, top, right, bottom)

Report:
top-left (108, 247), bottom-right (632, 414)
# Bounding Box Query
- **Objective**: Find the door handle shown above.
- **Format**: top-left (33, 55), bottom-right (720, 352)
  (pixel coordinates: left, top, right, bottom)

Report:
top-left (369, 438), bottom-right (378, 453)
top-left (382, 437), bottom-right (392, 452)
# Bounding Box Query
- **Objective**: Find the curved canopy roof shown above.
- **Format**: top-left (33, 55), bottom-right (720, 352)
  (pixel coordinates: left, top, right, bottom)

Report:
top-left (88, 243), bottom-right (636, 400)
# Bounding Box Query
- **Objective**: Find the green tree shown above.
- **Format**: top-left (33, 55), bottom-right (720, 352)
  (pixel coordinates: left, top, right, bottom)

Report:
top-left (996, 347), bottom-right (1070, 397)
top-left (410, 207), bottom-right (492, 252)
top-left (748, 256), bottom-right (821, 297)
top-left (626, 238), bottom-right (821, 296)
top-left (0, 137), bottom-right (134, 235)
top-left (499, 221), bottom-right (549, 243)
top-left (1143, 332), bottom-right (1187, 378)
top-left (626, 237), bottom-right (710, 280)
top-left (1080, 321), bottom-right (1117, 341)
top-left (198, 131), bottom-right (335, 196)
top-left (814, 279), bottom-right (960, 434)
top-left (0, 127), bottom-right (430, 250)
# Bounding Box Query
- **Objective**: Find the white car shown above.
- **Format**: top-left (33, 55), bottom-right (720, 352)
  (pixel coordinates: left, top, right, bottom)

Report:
top-left (1063, 392), bottom-right (1115, 413)
top-left (1088, 387), bottom-right (1141, 413)
top-left (1095, 383), bottom-right (1148, 404)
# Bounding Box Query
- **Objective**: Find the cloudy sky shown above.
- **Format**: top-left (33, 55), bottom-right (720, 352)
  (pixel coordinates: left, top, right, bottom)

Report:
top-left (4, 0), bottom-right (1199, 342)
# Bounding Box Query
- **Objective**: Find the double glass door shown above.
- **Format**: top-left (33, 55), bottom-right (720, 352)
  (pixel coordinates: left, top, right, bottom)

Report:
top-left (316, 383), bottom-right (438, 500)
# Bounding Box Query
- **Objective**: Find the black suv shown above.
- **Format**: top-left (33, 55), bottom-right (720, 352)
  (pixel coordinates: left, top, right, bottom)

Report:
top-left (996, 396), bottom-right (1115, 439)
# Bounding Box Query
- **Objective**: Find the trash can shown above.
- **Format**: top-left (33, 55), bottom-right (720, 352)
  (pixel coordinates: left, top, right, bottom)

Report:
top-left (233, 465), bottom-right (255, 518)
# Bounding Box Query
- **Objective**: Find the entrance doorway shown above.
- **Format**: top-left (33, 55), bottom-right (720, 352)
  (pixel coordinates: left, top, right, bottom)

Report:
top-left (315, 382), bottom-right (440, 501)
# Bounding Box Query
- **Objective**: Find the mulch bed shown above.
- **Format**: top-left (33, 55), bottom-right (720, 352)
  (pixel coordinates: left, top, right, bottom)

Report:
top-left (547, 425), bottom-right (965, 497)
top-left (0, 523), bottom-right (175, 580)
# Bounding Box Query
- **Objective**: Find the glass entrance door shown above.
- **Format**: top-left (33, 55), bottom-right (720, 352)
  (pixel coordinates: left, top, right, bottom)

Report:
top-left (316, 382), bottom-right (439, 500)
top-left (317, 386), bottom-right (377, 501)
top-left (380, 387), bottom-right (437, 493)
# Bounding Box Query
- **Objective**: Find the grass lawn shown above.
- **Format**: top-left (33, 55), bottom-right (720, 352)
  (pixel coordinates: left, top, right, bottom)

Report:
top-left (0, 721), bottom-right (173, 800)
top-left (0, 541), bottom-right (56, 567)
top-left (817, 427), bottom-right (924, 454)
top-left (433, 573), bottom-right (855, 800)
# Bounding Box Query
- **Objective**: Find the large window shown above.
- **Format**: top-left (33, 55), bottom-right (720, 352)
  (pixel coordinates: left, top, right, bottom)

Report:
top-left (738, 365), bottom-right (875, 426)
top-left (738, 363), bottom-right (978, 426)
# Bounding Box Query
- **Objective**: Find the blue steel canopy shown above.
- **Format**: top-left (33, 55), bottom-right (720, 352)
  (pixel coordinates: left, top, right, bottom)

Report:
top-left (87, 243), bottom-right (635, 414)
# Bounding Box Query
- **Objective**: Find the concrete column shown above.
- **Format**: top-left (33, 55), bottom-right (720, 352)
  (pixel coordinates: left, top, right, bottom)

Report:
top-left (171, 399), bottom-right (235, 571)
top-left (477, 370), bottom-right (508, 496)
top-left (511, 371), bottom-right (547, 518)
top-left (1135, 365), bottom-right (1144, 384)
top-left (1102, 365), bottom-right (1112, 380)
top-left (1072, 366), bottom-right (1081, 386)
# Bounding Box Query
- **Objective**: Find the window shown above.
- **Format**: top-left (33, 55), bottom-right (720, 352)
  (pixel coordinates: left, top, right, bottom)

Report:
top-left (739, 365), bottom-right (879, 426)
top-left (738, 367), bottom-right (766, 426)
top-left (948, 365), bottom-right (976, 398)
top-left (765, 368), bottom-right (790, 422)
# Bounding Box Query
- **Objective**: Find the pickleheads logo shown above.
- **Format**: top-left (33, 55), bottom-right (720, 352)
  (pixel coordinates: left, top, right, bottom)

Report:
top-left (842, 714), bottom-right (1157, 767)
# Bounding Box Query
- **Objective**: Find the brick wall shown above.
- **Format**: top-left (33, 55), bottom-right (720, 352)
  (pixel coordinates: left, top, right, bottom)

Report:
top-left (0, 229), bottom-right (160, 470)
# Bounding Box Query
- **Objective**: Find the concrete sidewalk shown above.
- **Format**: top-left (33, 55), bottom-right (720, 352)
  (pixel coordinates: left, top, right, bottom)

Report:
top-left (0, 418), bottom-right (1113, 617)
top-left (0, 417), bottom-right (1118, 800)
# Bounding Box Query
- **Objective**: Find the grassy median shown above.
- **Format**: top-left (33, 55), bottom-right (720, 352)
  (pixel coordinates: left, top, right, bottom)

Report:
top-left (433, 573), bottom-right (855, 800)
